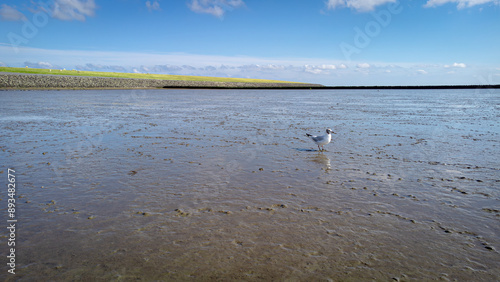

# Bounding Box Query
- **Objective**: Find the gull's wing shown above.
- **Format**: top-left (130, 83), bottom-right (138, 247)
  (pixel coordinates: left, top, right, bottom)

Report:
top-left (307, 134), bottom-right (326, 142)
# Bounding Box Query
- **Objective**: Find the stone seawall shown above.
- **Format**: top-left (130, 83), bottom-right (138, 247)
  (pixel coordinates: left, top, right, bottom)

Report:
top-left (0, 73), bottom-right (324, 89)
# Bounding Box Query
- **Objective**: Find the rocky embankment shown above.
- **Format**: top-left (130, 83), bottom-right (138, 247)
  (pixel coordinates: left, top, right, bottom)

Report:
top-left (0, 73), bottom-right (324, 89)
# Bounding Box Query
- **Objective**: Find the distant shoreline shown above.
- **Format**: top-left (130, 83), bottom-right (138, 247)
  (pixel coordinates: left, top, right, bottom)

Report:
top-left (163, 84), bottom-right (500, 90)
top-left (316, 85), bottom-right (500, 90)
top-left (0, 72), bottom-right (499, 90)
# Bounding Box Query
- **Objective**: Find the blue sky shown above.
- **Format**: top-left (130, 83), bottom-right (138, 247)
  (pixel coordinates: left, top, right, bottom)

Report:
top-left (1, 0), bottom-right (499, 85)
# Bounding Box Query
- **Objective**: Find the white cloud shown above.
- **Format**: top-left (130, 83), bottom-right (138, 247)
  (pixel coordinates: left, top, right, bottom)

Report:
top-left (424, 0), bottom-right (500, 9)
top-left (183, 65), bottom-right (198, 71)
top-left (326, 0), bottom-right (397, 12)
top-left (305, 68), bottom-right (324, 74)
top-left (24, 61), bottom-right (60, 69)
top-left (357, 63), bottom-right (370, 68)
top-left (0, 4), bottom-right (27, 21)
top-left (326, 0), bottom-right (346, 9)
top-left (444, 62), bottom-right (467, 68)
top-left (52, 0), bottom-right (96, 21)
top-left (304, 65), bottom-right (332, 74)
top-left (188, 0), bottom-right (245, 18)
top-left (302, 64), bottom-right (343, 74)
top-left (75, 63), bottom-right (126, 72)
top-left (148, 64), bottom-right (183, 73)
top-left (417, 69), bottom-right (428, 75)
top-left (146, 1), bottom-right (161, 12)
top-left (321, 64), bottom-right (337, 70)
top-left (262, 64), bottom-right (286, 70)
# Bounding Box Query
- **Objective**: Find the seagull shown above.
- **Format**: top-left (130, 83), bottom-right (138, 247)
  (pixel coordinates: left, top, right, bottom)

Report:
top-left (306, 128), bottom-right (334, 151)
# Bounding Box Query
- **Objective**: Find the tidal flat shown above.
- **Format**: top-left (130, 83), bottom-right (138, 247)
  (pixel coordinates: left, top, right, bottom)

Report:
top-left (1, 89), bottom-right (499, 281)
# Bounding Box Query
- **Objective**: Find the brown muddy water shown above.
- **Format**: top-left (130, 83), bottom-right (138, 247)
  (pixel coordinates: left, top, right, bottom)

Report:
top-left (1, 89), bottom-right (499, 281)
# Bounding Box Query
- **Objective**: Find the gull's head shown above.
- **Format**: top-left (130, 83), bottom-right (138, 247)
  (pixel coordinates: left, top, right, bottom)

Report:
top-left (326, 128), bottom-right (334, 134)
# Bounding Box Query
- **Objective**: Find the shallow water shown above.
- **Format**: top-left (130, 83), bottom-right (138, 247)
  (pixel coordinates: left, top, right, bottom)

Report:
top-left (1, 89), bottom-right (499, 280)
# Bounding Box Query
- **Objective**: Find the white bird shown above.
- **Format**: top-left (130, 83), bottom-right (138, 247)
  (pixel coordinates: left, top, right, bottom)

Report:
top-left (306, 128), bottom-right (334, 151)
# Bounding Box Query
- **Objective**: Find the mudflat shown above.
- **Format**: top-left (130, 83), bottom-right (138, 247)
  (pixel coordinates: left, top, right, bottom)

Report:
top-left (1, 89), bottom-right (499, 280)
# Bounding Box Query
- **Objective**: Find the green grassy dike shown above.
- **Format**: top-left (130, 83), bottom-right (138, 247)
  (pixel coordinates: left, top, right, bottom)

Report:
top-left (0, 67), bottom-right (303, 84)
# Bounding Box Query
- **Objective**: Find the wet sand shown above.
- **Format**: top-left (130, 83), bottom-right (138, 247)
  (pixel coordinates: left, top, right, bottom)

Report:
top-left (1, 89), bottom-right (499, 280)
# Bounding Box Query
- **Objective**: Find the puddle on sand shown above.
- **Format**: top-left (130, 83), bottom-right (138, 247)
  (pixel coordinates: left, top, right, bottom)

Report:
top-left (1, 89), bottom-right (499, 281)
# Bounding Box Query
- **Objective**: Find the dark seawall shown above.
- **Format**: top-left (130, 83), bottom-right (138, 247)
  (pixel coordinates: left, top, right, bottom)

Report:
top-left (0, 73), bottom-right (323, 89)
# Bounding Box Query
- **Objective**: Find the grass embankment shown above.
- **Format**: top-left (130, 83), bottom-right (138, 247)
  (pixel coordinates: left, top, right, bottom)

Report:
top-left (0, 67), bottom-right (302, 84)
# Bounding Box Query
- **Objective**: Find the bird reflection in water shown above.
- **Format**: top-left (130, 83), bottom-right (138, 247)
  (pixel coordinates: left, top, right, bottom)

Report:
top-left (309, 153), bottom-right (331, 170)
